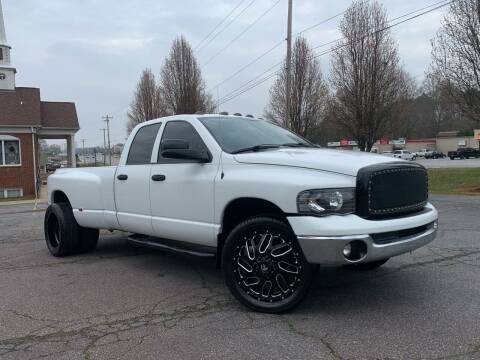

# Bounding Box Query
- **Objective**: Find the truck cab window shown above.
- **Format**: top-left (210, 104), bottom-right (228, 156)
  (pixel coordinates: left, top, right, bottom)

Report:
top-left (126, 123), bottom-right (161, 165)
top-left (158, 121), bottom-right (208, 163)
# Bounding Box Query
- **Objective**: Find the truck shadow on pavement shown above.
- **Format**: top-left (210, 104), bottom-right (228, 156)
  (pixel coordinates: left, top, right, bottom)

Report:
top-left (91, 232), bottom-right (427, 316)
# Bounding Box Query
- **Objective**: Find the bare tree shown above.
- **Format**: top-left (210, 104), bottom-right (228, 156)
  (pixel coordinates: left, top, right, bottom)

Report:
top-left (385, 71), bottom-right (418, 138)
top-left (431, 0), bottom-right (480, 126)
top-left (330, 0), bottom-right (408, 151)
top-left (127, 69), bottom-right (165, 134)
top-left (265, 37), bottom-right (328, 139)
top-left (159, 35), bottom-right (214, 115)
top-left (421, 70), bottom-right (455, 135)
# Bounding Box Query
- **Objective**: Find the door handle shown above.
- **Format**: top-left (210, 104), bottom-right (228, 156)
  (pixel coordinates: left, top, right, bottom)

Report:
top-left (117, 174), bottom-right (128, 181)
top-left (151, 174), bottom-right (166, 182)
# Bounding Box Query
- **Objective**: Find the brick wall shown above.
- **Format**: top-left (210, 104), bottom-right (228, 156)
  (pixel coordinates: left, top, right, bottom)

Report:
top-left (0, 132), bottom-right (35, 196)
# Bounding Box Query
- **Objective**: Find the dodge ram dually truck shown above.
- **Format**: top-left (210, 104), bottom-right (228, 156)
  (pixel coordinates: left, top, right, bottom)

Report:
top-left (45, 114), bottom-right (438, 313)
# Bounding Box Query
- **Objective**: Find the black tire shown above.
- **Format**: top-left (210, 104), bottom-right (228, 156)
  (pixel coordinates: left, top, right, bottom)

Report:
top-left (222, 217), bottom-right (314, 313)
top-left (78, 228), bottom-right (99, 253)
top-left (44, 203), bottom-right (80, 257)
top-left (345, 258), bottom-right (389, 271)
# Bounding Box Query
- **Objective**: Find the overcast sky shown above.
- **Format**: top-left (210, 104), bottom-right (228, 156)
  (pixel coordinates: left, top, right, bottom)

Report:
top-left (2, 0), bottom-right (447, 147)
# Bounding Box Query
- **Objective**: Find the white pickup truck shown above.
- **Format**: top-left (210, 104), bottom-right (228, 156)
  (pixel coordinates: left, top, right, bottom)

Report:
top-left (45, 114), bottom-right (438, 313)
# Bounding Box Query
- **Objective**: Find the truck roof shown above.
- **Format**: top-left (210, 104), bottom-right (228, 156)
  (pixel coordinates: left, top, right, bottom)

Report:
top-left (138, 113), bottom-right (262, 128)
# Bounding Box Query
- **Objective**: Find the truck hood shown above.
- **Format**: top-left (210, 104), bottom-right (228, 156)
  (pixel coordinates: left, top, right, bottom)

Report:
top-left (233, 148), bottom-right (401, 176)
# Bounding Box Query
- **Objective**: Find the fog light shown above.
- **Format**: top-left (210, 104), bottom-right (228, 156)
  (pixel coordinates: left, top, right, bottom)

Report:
top-left (343, 240), bottom-right (368, 262)
top-left (343, 243), bottom-right (352, 257)
top-left (434, 221), bottom-right (438, 229)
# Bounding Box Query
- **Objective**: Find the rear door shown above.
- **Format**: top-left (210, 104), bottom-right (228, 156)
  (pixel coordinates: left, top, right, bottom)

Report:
top-left (115, 122), bottom-right (161, 235)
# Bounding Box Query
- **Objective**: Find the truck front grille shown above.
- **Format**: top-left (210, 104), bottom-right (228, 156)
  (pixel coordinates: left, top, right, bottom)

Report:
top-left (356, 162), bottom-right (428, 219)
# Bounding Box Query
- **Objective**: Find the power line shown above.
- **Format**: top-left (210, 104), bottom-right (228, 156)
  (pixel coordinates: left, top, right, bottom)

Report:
top-left (210, 2), bottom-right (362, 94)
top-left (196, 0), bottom-right (258, 54)
top-left (216, 61), bottom-right (282, 104)
top-left (211, 1), bottom-right (376, 93)
top-left (217, 0), bottom-right (454, 106)
top-left (210, 39), bottom-right (285, 91)
top-left (218, 69), bottom-right (279, 106)
top-left (194, 0), bottom-right (248, 51)
top-left (202, 0), bottom-right (282, 68)
top-left (296, 12), bottom-right (344, 35)
top-left (311, 0), bottom-right (451, 52)
top-left (295, 0), bottom-right (372, 35)
top-left (102, 115), bottom-right (113, 165)
top-left (217, 62), bottom-right (281, 105)
top-left (311, 0), bottom-right (454, 60)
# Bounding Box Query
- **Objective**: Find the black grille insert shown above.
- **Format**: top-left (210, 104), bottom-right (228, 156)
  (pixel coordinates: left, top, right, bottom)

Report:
top-left (371, 222), bottom-right (435, 245)
top-left (357, 162), bottom-right (428, 219)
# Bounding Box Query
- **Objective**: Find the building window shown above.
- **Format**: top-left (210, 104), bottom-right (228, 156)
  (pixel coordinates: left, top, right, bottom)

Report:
top-left (0, 188), bottom-right (23, 199)
top-left (0, 139), bottom-right (21, 166)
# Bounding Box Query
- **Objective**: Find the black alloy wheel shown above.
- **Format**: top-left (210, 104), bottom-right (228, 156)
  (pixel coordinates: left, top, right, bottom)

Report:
top-left (222, 217), bottom-right (314, 313)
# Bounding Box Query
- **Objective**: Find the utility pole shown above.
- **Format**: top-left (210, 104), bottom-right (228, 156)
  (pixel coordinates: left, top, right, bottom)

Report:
top-left (81, 139), bottom-right (86, 164)
top-left (102, 115), bottom-right (113, 165)
top-left (100, 128), bottom-right (107, 166)
top-left (285, 0), bottom-right (293, 129)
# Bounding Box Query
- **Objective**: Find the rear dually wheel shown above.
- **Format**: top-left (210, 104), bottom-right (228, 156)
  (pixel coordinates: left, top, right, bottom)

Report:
top-left (44, 202), bottom-right (99, 257)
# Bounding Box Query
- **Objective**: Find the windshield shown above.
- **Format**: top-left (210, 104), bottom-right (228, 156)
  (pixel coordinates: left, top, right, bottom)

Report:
top-left (199, 116), bottom-right (312, 154)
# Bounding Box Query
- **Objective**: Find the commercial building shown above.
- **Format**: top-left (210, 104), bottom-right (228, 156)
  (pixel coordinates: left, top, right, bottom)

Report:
top-left (327, 131), bottom-right (480, 154)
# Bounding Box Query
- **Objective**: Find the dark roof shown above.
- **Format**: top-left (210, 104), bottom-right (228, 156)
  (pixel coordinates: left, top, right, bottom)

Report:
top-left (41, 102), bottom-right (79, 129)
top-left (0, 87), bottom-right (42, 126)
top-left (0, 87), bottom-right (79, 129)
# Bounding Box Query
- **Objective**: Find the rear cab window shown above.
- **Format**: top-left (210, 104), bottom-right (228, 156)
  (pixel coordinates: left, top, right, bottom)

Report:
top-left (127, 123), bottom-right (162, 165)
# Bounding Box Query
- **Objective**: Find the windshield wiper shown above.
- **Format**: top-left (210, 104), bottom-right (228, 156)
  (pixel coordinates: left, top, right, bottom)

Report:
top-left (231, 144), bottom-right (281, 154)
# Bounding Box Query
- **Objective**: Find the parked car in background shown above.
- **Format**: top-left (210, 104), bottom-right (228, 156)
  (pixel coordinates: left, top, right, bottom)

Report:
top-left (46, 162), bottom-right (61, 173)
top-left (447, 148), bottom-right (480, 160)
top-left (425, 151), bottom-right (446, 159)
top-left (415, 149), bottom-right (433, 158)
top-left (393, 150), bottom-right (416, 161)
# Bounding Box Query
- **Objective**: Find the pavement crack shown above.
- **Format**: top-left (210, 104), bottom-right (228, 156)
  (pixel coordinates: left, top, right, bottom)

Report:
top-left (285, 319), bottom-right (345, 360)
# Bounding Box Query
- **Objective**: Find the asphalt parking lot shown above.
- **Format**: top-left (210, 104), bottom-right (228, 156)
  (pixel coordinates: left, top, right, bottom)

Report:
top-left (0, 196), bottom-right (479, 360)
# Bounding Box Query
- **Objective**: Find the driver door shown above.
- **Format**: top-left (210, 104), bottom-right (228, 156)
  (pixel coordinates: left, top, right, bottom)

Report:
top-left (149, 120), bottom-right (218, 247)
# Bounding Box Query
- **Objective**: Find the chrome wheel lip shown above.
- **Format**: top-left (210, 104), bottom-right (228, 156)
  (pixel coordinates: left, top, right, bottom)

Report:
top-left (233, 229), bottom-right (302, 303)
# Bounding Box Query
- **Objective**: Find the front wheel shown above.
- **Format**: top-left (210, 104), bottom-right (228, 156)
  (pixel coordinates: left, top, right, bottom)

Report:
top-left (222, 217), bottom-right (314, 313)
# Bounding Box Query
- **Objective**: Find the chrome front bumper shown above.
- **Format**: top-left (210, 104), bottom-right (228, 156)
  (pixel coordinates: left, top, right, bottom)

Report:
top-left (288, 204), bottom-right (438, 265)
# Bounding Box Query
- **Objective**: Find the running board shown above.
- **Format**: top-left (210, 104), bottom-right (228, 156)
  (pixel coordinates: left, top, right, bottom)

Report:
top-left (127, 234), bottom-right (216, 258)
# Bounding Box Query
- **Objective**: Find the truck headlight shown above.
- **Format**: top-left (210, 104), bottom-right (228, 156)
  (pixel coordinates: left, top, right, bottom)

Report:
top-left (297, 188), bottom-right (356, 216)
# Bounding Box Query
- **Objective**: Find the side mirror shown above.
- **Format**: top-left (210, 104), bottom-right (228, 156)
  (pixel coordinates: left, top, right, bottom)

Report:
top-left (161, 139), bottom-right (210, 163)
top-left (161, 149), bottom-right (210, 163)
top-left (161, 139), bottom-right (189, 151)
